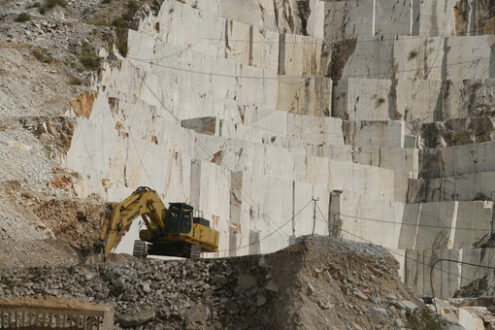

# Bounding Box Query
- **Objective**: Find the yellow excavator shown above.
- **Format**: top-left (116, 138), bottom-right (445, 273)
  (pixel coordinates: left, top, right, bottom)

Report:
top-left (92, 186), bottom-right (219, 260)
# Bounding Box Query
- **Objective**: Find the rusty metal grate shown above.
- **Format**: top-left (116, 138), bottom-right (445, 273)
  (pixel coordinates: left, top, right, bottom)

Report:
top-left (0, 299), bottom-right (113, 329)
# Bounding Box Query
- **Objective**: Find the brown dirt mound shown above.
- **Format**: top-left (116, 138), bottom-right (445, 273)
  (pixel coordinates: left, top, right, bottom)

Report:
top-left (2, 182), bottom-right (111, 253)
top-left (30, 197), bottom-right (111, 252)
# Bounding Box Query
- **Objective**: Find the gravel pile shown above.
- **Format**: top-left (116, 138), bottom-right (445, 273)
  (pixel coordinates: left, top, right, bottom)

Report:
top-left (0, 236), bottom-right (430, 329)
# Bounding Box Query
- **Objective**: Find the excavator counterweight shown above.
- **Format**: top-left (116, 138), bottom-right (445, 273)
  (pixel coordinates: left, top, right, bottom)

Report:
top-left (91, 186), bottom-right (219, 261)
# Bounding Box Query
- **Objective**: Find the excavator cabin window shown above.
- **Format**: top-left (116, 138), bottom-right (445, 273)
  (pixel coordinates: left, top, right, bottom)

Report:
top-left (164, 206), bottom-right (191, 234)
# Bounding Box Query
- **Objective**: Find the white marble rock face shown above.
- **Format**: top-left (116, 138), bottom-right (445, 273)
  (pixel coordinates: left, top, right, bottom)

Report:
top-left (61, 0), bottom-right (495, 298)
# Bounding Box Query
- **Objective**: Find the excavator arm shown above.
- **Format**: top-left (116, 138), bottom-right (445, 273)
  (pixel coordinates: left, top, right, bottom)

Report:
top-left (94, 186), bottom-right (167, 259)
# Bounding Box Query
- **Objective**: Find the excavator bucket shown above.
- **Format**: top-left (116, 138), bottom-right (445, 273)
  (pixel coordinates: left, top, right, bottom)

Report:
top-left (83, 240), bottom-right (105, 264)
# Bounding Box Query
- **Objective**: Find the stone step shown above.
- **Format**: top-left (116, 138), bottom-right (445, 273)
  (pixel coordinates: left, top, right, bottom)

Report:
top-left (178, 0), bottom-right (325, 38)
top-left (420, 142), bottom-right (495, 179)
top-left (194, 133), bottom-right (397, 200)
top-left (407, 172), bottom-right (495, 203)
top-left (343, 120), bottom-right (409, 149)
top-left (332, 35), bottom-right (493, 81)
top-left (325, 0), bottom-right (494, 42)
top-left (137, 1), bottom-right (324, 75)
top-left (116, 49), bottom-right (332, 119)
top-left (219, 107), bottom-right (346, 147)
top-left (353, 145), bottom-right (418, 178)
top-left (333, 78), bottom-right (495, 122)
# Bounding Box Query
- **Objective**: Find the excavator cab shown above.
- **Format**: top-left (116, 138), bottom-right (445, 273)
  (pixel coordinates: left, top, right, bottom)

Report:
top-left (163, 203), bottom-right (193, 234)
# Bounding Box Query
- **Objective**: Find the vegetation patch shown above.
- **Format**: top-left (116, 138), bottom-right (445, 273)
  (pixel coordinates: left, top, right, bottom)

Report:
top-left (32, 48), bottom-right (54, 64)
top-left (375, 97), bottom-right (386, 107)
top-left (36, 0), bottom-right (67, 15)
top-left (78, 42), bottom-right (101, 70)
top-left (406, 309), bottom-right (442, 330)
top-left (408, 50), bottom-right (418, 60)
top-left (112, 17), bottom-right (128, 29)
top-left (69, 76), bottom-right (83, 86)
top-left (45, 0), bottom-right (67, 9)
top-left (15, 13), bottom-right (31, 23)
top-left (108, 0), bottom-right (141, 57)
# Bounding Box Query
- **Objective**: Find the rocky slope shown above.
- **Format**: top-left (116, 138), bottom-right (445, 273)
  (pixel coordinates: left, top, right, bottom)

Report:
top-left (0, 236), bottom-right (428, 329)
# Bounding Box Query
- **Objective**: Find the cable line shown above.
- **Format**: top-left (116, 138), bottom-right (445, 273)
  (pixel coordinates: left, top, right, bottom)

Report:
top-left (339, 213), bottom-right (493, 233)
top-left (430, 258), bottom-right (495, 297)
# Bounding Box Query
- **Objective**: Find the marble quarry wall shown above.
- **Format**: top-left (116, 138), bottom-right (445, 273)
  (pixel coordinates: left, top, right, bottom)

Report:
top-left (60, 0), bottom-right (495, 298)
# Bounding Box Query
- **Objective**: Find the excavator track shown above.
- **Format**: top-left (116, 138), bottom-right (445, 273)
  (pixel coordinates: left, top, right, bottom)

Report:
top-left (190, 244), bottom-right (201, 259)
top-left (132, 240), bottom-right (148, 259)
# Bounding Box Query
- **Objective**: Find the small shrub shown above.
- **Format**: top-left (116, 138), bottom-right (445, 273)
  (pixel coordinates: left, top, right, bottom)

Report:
top-left (376, 97), bottom-right (386, 106)
top-left (127, 0), bottom-right (139, 12)
top-left (15, 13), bottom-right (31, 22)
top-left (38, 6), bottom-right (47, 14)
top-left (69, 76), bottom-right (82, 85)
top-left (29, 2), bottom-right (42, 8)
top-left (112, 17), bottom-right (128, 28)
top-left (123, 0), bottom-right (139, 20)
top-left (408, 50), bottom-right (418, 60)
top-left (32, 49), bottom-right (45, 61)
top-left (45, 0), bottom-right (67, 9)
top-left (102, 0), bottom-right (112, 3)
top-left (32, 48), bottom-right (53, 64)
top-left (406, 309), bottom-right (442, 330)
top-left (117, 41), bottom-right (128, 57)
top-left (80, 54), bottom-right (101, 70)
top-left (471, 81), bottom-right (482, 90)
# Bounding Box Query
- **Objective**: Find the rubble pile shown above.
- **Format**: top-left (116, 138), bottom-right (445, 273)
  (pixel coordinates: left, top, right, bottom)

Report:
top-left (0, 236), bottom-right (425, 329)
